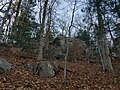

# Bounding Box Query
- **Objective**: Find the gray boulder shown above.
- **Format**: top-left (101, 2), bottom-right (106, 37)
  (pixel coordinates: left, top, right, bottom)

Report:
top-left (27, 61), bottom-right (59, 77)
top-left (0, 57), bottom-right (11, 73)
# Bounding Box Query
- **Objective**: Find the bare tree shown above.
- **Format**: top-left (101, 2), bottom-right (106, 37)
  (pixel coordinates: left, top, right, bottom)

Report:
top-left (0, 0), bottom-right (13, 39)
top-left (0, 2), bottom-right (9, 12)
top-left (37, 0), bottom-right (49, 61)
top-left (63, 0), bottom-right (77, 85)
top-left (96, 0), bottom-right (113, 71)
top-left (13, 0), bottom-right (22, 25)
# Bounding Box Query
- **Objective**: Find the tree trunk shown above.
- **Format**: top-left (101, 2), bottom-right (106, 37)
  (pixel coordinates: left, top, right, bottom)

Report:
top-left (15, 0), bottom-right (22, 21)
top-left (63, 0), bottom-right (77, 85)
top-left (96, 0), bottom-right (113, 71)
top-left (0, 0), bottom-right (13, 39)
top-left (37, 0), bottom-right (49, 61)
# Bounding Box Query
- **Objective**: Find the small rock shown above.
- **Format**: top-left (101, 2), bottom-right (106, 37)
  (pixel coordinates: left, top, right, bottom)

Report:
top-left (0, 57), bottom-right (11, 73)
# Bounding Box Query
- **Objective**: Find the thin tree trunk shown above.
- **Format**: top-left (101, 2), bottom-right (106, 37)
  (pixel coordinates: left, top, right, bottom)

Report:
top-left (39, 0), bottom-right (42, 25)
top-left (0, 0), bottom-right (13, 39)
top-left (63, 0), bottom-right (77, 85)
top-left (3, 15), bottom-right (11, 43)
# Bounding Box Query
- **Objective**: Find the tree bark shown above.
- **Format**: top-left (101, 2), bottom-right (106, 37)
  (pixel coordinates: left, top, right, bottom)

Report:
top-left (63, 0), bottom-right (77, 85)
top-left (0, 0), bottom-right (13, 39)
top-left (96, 0), bottom-right (113, 71)
top-left (37, 0), bottom-right (49, 61)
top-left (14, 0), bottom-right (22, 23)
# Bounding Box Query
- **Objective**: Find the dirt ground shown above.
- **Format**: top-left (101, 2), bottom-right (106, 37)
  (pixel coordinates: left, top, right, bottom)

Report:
top-left (0, 48), bottom-right (120, 90)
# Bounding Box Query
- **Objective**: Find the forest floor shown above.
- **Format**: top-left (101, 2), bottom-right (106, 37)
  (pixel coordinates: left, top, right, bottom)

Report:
top-left (0, 48), bottom-right (120, 90)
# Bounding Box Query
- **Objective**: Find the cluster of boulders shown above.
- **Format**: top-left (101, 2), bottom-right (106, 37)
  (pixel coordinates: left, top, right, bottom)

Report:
top-left (0, 57), bottom-right (59, 77)
top-left (44, 35), bottom-right (87, 61)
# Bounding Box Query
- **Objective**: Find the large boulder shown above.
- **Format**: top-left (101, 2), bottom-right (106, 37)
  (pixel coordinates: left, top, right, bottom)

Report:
top-left (27, 61), bottom-right (59, 77)
top-left (0, 57), bottom-right (11, 73)
top-left (68, 39), bottom-right (87, 61)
